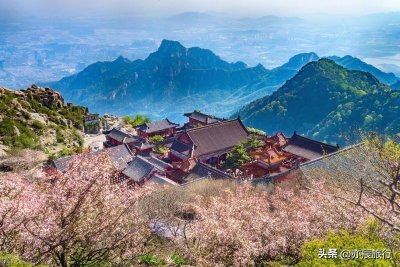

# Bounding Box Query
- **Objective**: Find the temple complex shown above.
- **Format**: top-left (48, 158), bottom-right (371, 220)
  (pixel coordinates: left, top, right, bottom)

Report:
top-left (51, 110), bottom-right (340, 187)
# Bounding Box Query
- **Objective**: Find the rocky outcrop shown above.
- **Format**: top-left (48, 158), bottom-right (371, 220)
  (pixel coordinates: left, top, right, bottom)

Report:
top-left (0, 85), bottom-right (86, 157)
top-left (29, 112), bottom-right (48, 125)
top-left (2, 84), bottom-right (65, 110)
top-left (24, 84), bottom-right (65, 109)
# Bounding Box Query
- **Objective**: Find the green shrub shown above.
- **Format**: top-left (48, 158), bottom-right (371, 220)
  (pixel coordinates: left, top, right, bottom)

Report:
top-left (0, 118), bottom-right (17, 137)
top-left (72, 129), bottom-right (84, 147)
top-left (297, 222), bottom-right (393, 267)
top-left (31, 119), bottom-right (45, 131)
top-left (15, 133), bottom-right (38, 149)
top-left (154, 145), bottom-right (168, 154)
top-left (60, 106), bottom-right (86, 128)
top-left (149, 135), bottom-right (164, 144)
top-left (0, 118), bottom-right (39, 149)
top-left (22, 112), bottom-right (32, 120)
top-left (138, 254), bottom-right (166, 266)
top-left (0, 91), bottom-right (18, 116)
top-left (0, 251), bottom-right (47, 267)
top-left (56, 129), bottom-right (65, 143)
top-left (170, 254), bottom-right (187, 266)
top-left (247, 127), bottom-right (266, 135)
top-left (58, 146), bottom-right (72, 157)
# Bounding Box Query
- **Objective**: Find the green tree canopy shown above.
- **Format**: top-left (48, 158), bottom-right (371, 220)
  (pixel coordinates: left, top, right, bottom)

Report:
top-left (246, 127), bottom-right (266, 135)
top-left (122, 114), bottom-right (151, 127)
top-left (149, 135), bottom-right (164, 144)
top-left (243, 135), bottom-right (264, 151)
top-left (222, 143), bottom-right (252, 170)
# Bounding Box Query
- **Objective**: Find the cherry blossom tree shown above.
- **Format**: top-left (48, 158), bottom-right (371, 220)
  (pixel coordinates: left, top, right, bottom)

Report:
top-left (0, 172), bottom-right (32, 253)
top-left (301, 136), bottom-right (400, 233)
top-left (2, 139), bottom-right (394, 266)
top-left (0, 151), bottom-right (153, 267)
top-left (300, 136), bottom-right (400, 261)
top-left (179, 181), bottom-right (368, 266)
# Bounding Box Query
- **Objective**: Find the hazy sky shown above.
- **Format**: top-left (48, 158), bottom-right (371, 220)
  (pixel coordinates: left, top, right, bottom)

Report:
top-left (2, 0), bottom-right (400, 18)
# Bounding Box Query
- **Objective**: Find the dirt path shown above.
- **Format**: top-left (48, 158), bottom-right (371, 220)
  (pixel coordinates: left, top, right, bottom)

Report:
top-left (84, 134), bottom-right (106, 150)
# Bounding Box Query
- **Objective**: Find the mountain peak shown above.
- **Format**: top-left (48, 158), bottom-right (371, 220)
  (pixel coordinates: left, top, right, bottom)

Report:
top-left (342, 55), bottom-right (356, 60)
top-left (144, 40), bottom-right (249, 72)
top-left (301, 58), bottom-right (350, 75)
top-left (157, 39), bottom-right (186, 54)
top-left (114, 56), bottom-right (130, 64)
top-left (237, 57), bottom-right (395, 145)
top-left (279, 52), bottom-right (320, 70)
top-left (288, 52), bottom-right (319, 65)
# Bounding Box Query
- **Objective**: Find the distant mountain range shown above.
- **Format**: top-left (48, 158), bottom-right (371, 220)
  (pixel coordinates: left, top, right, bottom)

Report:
top-left (326, 55), bottom-right (399, 85)
top-left (44, 40), bottom-right (399, 124)
top-left (266, 52), bottom-right (399, 86)
top-left (236, 59), bottom-right (400, 145)
top-left (44, 40), bottom-right (274, 122)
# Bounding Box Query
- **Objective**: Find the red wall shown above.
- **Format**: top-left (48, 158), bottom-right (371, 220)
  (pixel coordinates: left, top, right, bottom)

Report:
top-left (107, 137), bottom-right (123, 146)
top-left (189, 118), bottom-right (205, 126)
top-left (178, 133), bottom-right (191, 145)
top-left (169, 152), bottom-right (187, 162)
top-left (138, 127), bottom-right (176, 139)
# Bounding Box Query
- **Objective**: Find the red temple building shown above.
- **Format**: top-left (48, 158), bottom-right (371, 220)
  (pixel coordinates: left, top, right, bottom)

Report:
top-left (169, 118), bottom-right (249, 167)
top-left (136, 119), bottom-right (179, 139)
top-left (242, 131), bottom-right (340, 182)
top-left (104, 128), bottom-right (132, 147)
top-left (183, 110), bottom-right (223, 127)
top-left (125, 137), bottom-right (155, 155)
top-left (281, 132), bottom-right (340, 161)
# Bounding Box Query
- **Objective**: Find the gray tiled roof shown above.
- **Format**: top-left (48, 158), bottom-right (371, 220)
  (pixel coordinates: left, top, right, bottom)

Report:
top-left (107, 128), bottom-right (132, 142)
top-left (137, 119), bottom-right (179, 134)
top-left (122, 155), bottom-right (167, 182)
top-left (51, 155), bottom-right (72, 172)
top-left (184, 110), bottom-right (221, 124)
top-left (106, 144), bottom-right (134, 170)
top-left (147, 173), bottom-right (179, 186)
top-left (186, 119), bottom-right (249, 157)
top-left (125, 137), bottom-right (155, 150)
top-left (145, 155), bottom-right (173, 171)
top-left (282, 133), bottom-right (339, 160)
top-left (52, 144), bottom-right (133, 173)
top-left (170, 140), bottom-right (192, 156)
top-left (183, 162), bottom-right (232, 184)
top-left (299, 143), bottom-right (379, 187)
